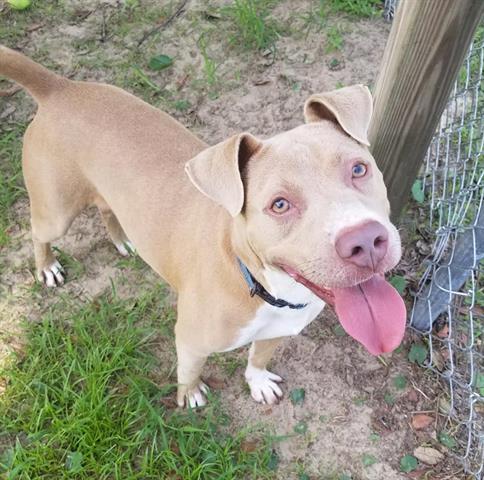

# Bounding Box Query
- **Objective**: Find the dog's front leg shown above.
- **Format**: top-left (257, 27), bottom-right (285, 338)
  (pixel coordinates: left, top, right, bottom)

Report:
top-left (175, 338), bottom-right (209, 408)
top-left (245, 338), bottom-right (284, 405)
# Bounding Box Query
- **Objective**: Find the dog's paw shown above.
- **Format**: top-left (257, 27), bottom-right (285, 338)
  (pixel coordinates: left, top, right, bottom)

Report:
top-left (115, 240), bottom-right (136, 257)
top-left (245, 365), bottom-right (283, 405)
top-left (37, 260), bottom-right (65, 287)
top-left (177, 381), bottom-right (209, 408)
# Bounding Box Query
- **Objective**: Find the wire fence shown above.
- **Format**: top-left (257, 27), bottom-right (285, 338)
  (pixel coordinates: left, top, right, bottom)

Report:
top-left (407, 26), bottom-right (484, 479)
top-left (382, 0), bottom-right (483, 476)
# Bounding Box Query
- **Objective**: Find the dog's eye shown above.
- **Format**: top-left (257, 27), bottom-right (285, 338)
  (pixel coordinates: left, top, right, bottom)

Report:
top-left (352, 163), bottom-right (367, 178)
top-left (271, 197), bottom-right (291, 214)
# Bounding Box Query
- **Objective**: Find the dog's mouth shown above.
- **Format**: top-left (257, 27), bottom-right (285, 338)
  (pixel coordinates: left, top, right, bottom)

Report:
top-left (280, 265), bottom-right (406, 356)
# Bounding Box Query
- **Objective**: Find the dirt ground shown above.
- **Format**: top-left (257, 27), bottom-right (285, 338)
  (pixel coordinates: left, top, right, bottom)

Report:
top-left (0, 1), bottom-right (467, 478)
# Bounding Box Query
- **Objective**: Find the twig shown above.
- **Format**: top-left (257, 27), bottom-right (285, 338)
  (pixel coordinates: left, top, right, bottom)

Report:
top-left (137, 0), bottom-right (189, 47)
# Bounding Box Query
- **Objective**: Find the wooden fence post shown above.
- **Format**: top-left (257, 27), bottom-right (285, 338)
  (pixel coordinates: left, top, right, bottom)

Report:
top-left (369, 0), bottom-right (484, 219)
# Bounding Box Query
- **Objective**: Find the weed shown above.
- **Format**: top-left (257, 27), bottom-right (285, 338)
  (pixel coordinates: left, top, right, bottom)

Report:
top-left (0, 288), bottom-right (275, 478)
top-left (301, 0), bottom-right (326, 34)
top-left (210, 352), bottom-right (244, 376)
top-left (223, 0), bottom-right (280, 51)
top-left (198, 34), bottom-right (219, 89)
top-left (325, 25), bottom-right (344, 53)
top-left (328, 0), bottom-right (380, 17)
top-left (52, 247), bottom-right (85, 281)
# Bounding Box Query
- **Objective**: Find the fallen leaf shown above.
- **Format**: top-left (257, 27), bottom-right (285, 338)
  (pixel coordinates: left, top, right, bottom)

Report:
top-left (289, 388), bottom-right (305, 406)
top-left (293, 421), bottom-right (308, 435)
top-left (389, 275), bottom-right (407, 294)
top-left (407, 389), bottom-right (419, 403)
top-left (439, 432), bottom-right (457, 449)
top-left (436, 324), bottom-right (449, 338)
top-left (411, 179), bottom-right (425, 203)
top-left (362, 453), bottom-right (377, 467)
top-left (7, 0), bottom-right (31, 10)
top-left (148, 54), bottom-right (173, 71)
top-left (204, 376), bottom-right (224, 389)
top-left (400, 454), bottom-right (418, 472)
top-left (393, 374), bottom-right (407, 390)
top-left (413, 446), bottom-right (444, 465)
top-left (438, 398), bottom-right (451, 415)
top-left (408, 343), bottom-right (428, 365)
top-left (411, 414), bottom-right (434, 430)
top-left (406, 467), bottom-right (432, 479)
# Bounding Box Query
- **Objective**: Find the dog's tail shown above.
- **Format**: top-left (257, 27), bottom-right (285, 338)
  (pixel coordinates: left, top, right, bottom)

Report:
top-left (0, 45), bottom-right (66, 101)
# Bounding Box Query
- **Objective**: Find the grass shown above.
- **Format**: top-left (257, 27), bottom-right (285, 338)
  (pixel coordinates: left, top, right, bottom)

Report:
top-left (0, 287), bottom-right (275, 479)
top-left (328, 0), bottom-right (381, 17)
top-left (0, 122), bottom-right (26, 247)
top-left (223, 0), bottom-right (280, 51)
top-left (198, 33), bottom-right (219, 89)
top-left (325, 25), bottom-right (344, 52)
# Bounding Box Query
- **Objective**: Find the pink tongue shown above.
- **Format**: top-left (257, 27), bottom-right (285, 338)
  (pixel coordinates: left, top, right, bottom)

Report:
top-left (333, 276), bottom-right (406, 355)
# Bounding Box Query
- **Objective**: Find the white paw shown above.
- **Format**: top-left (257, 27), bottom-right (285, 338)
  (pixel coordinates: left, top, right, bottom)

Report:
top-left (115, 240), bottom-right (136, 257)
top-left (245, 365), bottom-right (283, 404)
top-left (178, 382), bottom-right (209, 408)
top-left (37, 260), bottom-right (65, 287)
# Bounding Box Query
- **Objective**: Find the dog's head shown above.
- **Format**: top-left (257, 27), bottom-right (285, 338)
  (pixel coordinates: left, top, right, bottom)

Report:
top-left (185, 85), bottom-right (406, 355)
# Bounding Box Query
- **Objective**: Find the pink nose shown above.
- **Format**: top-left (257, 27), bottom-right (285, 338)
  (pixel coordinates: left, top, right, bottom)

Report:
top-left (335, 220), bottom-right (389, 270)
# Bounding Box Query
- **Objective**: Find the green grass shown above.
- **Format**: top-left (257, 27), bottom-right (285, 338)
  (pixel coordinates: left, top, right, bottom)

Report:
top-left (0, 122), bottom-right (26, 247)
top-left (325, 25), bottom-right (344, 52)
top-left (198, 33), bottom-right (219, 89)
top-left (223, 0), bottom-right (280, 51)
top-left (328, 0), bottom-right (380, 17)
top-left (0, 287), bottom-right (275, 479)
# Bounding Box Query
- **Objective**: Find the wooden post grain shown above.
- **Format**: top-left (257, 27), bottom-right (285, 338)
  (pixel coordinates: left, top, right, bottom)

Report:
top-left (369, 0), bottom-right (484, 218)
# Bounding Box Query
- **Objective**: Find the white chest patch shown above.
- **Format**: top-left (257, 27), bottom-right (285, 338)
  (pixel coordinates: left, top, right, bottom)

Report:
top-left (223, 268), bottom-right (325, 351)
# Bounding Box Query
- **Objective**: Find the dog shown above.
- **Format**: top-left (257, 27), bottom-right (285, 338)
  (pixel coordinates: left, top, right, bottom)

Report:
top-left (0, 46), bottom-right (406, 407)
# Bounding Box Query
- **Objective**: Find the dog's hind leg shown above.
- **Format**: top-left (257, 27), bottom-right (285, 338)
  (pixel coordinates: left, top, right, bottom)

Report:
top-left (245, 338), bottom-right (284, 405)
top-left (23, 123), bottom-right (91, 287)
top-left (96, 199), bottom-right (134, 257)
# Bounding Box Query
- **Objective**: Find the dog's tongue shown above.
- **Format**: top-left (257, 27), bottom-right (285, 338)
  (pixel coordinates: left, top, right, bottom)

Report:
top-left (332, 276), bottom-right (406, 355)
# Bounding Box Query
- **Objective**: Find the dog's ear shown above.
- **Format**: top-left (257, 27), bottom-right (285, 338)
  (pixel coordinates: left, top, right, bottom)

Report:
top-left (185, 133), bottom-right (261, 217)
top-left (304, 84), bottom-right (372, 146)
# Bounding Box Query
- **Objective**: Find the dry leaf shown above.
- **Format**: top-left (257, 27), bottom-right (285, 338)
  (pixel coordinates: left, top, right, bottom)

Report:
top-left (205, 375), bottom-right (224, 389)
top-left (436, 324), bottom-right (449, 338)
top-left (240, 439), bottom-right (259, 452)
top-left (411, 414), bottom-right (433, 430)
top-left (413, 446), bottom-right (444, 465)
top-left (407, 389), bottom-right (419, 403)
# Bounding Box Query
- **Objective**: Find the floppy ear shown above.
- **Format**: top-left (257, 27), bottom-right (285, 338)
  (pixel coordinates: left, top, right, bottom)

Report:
top-left (184, 133), bottom-right (261, 217)
top-left (303, 84), bottom-right (373, 146)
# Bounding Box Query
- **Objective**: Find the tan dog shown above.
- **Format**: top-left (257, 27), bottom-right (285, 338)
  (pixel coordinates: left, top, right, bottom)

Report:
top-left (0, 46), bottom-right (406, 407)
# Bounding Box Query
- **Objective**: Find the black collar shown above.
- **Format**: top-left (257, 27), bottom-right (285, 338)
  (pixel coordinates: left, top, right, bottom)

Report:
top-left (237, 258), bottom-right (308, 310)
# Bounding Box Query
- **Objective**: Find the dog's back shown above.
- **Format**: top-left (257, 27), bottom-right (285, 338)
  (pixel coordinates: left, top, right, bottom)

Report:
top-left (0, 46), bottom-right (214, 284)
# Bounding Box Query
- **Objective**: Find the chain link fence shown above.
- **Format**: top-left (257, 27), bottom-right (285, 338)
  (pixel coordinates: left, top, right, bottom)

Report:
top-left (409, 29), bottom-right (483, 477)
top-left (382, 1), bottom-right (483, 477)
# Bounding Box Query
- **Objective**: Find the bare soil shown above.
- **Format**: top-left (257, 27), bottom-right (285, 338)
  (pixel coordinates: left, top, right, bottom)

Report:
top-left (0, 1), bottom-right (466, 478)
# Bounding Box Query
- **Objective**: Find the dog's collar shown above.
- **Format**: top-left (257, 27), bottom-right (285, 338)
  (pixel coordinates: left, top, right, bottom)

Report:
top-left (237, 258), bottom-right (308, 310)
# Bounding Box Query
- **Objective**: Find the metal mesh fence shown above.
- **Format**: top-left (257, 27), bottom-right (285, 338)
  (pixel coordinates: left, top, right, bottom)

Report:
top-left (408, 27), bottom-right (484, 478)
top-left (382, 0), bottom-right (483, 476)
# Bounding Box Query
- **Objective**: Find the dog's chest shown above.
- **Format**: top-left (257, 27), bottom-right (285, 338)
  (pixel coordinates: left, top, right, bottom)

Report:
top-left (223, 269), bottom-right (325, 351)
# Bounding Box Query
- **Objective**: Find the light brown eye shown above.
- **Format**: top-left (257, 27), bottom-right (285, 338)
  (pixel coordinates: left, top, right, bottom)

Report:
top-left (271, 197), bottom-right (291, 214)
top-left (352, 162), bottom-right (367, 178)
